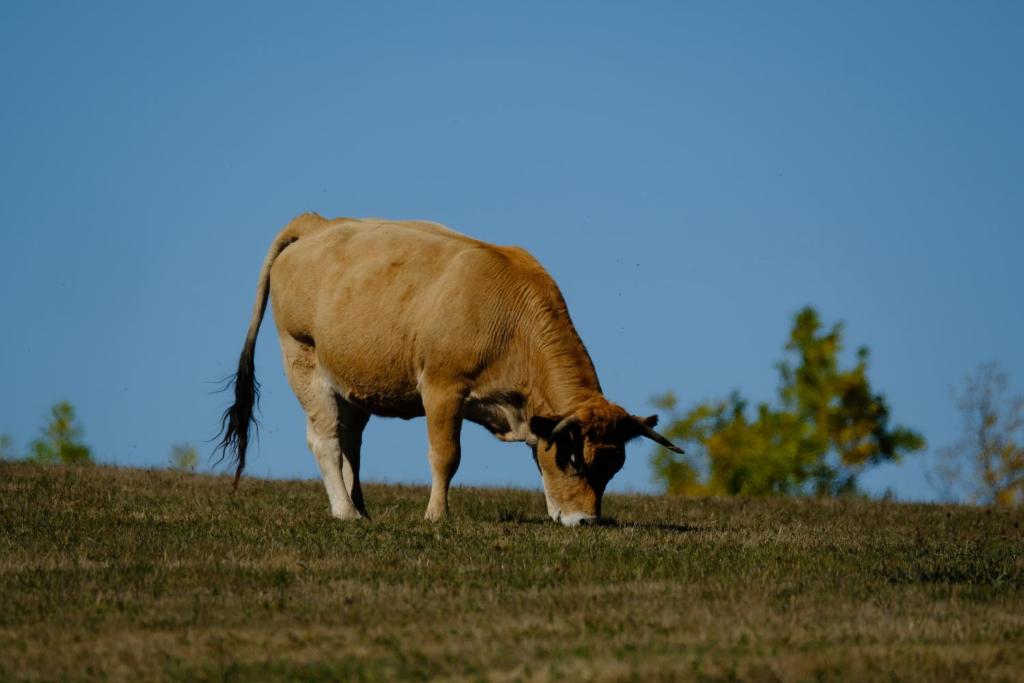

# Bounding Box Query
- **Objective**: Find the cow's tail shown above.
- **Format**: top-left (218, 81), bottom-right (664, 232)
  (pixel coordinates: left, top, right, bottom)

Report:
top-left (215, 217), bottom-right (314, 489)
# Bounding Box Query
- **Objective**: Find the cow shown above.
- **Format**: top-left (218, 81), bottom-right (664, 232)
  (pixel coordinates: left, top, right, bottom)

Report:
top-left (216, 213), bottom-right (683, 526)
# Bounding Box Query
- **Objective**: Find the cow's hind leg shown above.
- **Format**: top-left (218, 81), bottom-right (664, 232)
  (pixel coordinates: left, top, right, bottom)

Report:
top-left (338, 401), bottom-right (370, 517)
top-left (280, 335), bottom-right (362, 520)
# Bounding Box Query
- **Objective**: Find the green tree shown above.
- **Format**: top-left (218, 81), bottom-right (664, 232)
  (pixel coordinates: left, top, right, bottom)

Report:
top-left (653, 307), bottom-right (925, 496)
top-left (28, 401), bottom-right (93, 465)
top-left (934, 363), bottom-right (1023, 506)
top-left (169, 443), bottom-right (199, 472)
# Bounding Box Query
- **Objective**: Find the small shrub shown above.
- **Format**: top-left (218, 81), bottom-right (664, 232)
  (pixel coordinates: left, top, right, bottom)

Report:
top-left (169, 443), bottom-right (198, 472)
top-left (27, 401), bottom-right (93, 465)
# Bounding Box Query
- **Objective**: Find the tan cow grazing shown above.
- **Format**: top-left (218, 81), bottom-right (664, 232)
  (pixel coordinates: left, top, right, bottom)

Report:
top-left (217, 213), bottom-right (683, 526)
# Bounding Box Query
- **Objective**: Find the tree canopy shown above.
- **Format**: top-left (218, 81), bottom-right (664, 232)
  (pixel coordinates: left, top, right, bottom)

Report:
top-left (652, 307), bottom-right (925, 496)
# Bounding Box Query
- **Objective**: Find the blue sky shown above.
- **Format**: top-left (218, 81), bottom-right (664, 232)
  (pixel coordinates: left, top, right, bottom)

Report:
top-left (1, 2), bottom-right (1021, 502)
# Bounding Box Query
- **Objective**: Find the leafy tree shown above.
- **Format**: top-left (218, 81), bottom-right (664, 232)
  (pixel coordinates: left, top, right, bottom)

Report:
top-left (653, 307), bottom-right (925, 496)
top-left (169, 443), bottom-right (199, 472)
top-left (934, 363), bottom-right (1023, 506)
top-left (27, 401), bottom-right (93, 465)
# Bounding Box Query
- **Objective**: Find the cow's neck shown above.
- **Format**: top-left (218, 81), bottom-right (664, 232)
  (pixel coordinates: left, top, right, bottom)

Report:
top-left (463, 327), bottom-right (601, 444)
top-left (524, 317), bottom-right (603, 419)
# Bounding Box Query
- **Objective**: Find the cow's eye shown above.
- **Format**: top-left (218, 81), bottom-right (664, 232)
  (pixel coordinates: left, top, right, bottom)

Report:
top-left (568, 452), bottom-right (583, 473)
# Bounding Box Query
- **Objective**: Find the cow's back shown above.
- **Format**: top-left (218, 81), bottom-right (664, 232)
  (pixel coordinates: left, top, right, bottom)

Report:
top-left (269, 218), bottom-right (527, 416)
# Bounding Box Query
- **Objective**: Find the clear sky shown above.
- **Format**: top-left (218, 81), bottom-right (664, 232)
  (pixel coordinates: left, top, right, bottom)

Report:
top-left (1, 2), bottom-right (1021, 502)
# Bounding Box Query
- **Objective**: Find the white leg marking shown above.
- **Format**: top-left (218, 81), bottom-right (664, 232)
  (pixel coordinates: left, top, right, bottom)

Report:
top-left (308, 422), bottom-right (362, 521)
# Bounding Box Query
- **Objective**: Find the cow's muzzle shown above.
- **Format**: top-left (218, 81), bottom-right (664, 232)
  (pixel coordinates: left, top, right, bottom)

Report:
top-left (557, 511), bottom-right (599, 527)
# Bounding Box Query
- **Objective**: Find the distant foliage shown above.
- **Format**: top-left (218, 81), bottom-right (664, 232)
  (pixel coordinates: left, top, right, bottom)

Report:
top-left (169, 443), bottom-right (199, 472)
top-left (653, 307), bottom-right (925, 497)
top-left (27, 401), bottom-right (93, 465)
top-left (935, 363), bottom-right (1023, 506)
top-left (0, 433), bottom-right (16, 460)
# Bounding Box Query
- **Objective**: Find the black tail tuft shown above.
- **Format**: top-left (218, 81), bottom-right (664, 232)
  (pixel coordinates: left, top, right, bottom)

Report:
top-left (213, 225), bottom-right (300, 488)
top-left (214, 342), bottom-right (260, 489)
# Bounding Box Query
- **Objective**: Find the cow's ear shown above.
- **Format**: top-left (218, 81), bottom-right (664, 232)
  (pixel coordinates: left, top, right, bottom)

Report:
top-left (529, 415), bottom-right (561, 440)
top-left (622, 414), bottom-right (658, 438)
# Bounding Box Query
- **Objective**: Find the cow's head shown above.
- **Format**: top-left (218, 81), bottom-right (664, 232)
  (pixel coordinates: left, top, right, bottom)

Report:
top-left (530, 396), bottom-right (684, 526)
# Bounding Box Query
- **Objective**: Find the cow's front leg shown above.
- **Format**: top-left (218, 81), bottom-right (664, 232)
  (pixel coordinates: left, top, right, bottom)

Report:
top-left (422, 386), bottom-right (464, 522)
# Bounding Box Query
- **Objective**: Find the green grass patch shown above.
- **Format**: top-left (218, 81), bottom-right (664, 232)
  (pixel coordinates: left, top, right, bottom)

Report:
top-left (1, 462), bottom-right (1022, 681)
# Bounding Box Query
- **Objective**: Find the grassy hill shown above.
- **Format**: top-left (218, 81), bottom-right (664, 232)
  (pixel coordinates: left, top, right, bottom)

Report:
top-left (1, 462), bottom-right (1022, 682)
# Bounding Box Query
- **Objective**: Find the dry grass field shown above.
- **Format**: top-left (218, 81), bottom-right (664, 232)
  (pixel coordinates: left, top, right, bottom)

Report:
top-left (1, 461), bottom-right (1022, 682)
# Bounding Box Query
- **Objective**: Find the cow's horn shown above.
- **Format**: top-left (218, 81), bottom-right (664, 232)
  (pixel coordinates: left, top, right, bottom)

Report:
top-left (549, 414), bottom-right (581, 444)
top-left (637, 421), bottom-right (685, 454)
